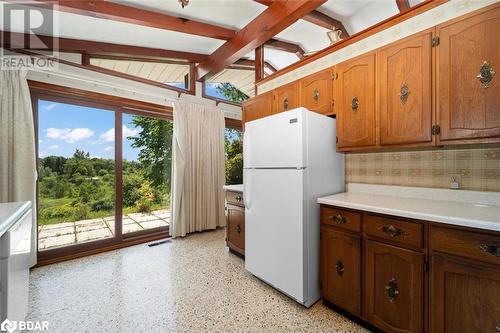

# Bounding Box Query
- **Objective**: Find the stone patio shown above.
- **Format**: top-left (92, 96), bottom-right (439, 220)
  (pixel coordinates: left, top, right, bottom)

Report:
top-left (38, 209), bottom-right (170, 250)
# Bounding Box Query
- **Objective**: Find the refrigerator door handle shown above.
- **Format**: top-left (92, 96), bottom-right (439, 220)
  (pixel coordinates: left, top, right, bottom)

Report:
top-left (244, 170), bottom-right (251, 209)
top-left (243, 128), bottom-right (251, 169)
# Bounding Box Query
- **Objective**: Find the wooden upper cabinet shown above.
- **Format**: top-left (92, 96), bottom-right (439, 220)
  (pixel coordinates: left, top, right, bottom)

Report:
top-left (274, 81), bottom-right (299, 113)
top-left (300, 68), bottom-right (333, 115)
top-left (242, 92), bottom-right (273, 125)
top-left (336, 52), bottom-right (377, 150)
top-left (436, 5), bottom-right (500, 144)
top-left (365, 240), bottom-right (424, 333)
top-left (431, 254), bottom-right (500, 333)
top-left (378, 30), bottom-right (433, 146)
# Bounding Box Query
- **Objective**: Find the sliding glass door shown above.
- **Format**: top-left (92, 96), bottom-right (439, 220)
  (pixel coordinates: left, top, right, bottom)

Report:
top-left (34, 95), bottom-right (171, 259)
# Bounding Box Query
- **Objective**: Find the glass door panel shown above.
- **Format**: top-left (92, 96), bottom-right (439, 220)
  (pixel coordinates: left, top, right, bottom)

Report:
top-left (121, 113), bottom-right (172, 235)
top-left (37, 100), bottom-right (116, 250)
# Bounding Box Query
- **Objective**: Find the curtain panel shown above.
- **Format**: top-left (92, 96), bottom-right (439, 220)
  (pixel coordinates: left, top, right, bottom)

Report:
top-left (170, 100), bottom-right (226, 238)
top-left (0, 69), bottom-right (37, 266)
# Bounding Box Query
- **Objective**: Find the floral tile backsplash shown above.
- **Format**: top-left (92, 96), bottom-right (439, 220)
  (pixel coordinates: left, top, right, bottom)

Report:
top-left (345, 146), bottom-right (500, 192)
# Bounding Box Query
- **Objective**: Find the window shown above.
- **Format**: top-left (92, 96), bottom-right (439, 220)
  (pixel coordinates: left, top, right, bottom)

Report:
top-left (225, 128), bottom-right (243, 185)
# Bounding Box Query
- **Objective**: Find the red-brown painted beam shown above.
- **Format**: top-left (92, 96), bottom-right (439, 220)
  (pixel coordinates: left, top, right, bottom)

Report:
top-left (196, 0), bottom-right (326, 80)
top-left (265, 39), bottom-right (305, 58)
top-left (1, 31), bottom-right (208, 62)
top-left (34, 0), bottom-right (235, 40)
top-left (254, 0), bottom-right (349, 37)
top-left (255, 45), bottom-right (264, 81)
top-left (396, 0), bottom-right (411, 12)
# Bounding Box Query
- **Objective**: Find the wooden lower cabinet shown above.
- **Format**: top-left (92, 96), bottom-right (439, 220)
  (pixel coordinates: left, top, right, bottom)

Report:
top-left (320, 205), bottom-right (500, 333)
top-left (225, 190), bottom-right (245, 256)
top-left (365, 240), bottom-right (424, 333)
top-left (430, 254), bottom-right (500, 333)
top-left (320, 226), bottom-right (361, 316)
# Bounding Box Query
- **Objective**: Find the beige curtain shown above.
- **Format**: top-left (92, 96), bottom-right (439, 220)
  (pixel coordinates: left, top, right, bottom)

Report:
top-left (0, 70), bottom-right (37, 266)
top-left (170, 100), bottom-right (226, 238)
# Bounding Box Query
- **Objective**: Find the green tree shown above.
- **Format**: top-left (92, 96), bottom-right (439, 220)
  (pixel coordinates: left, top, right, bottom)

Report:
top-left (225, 128), bottom-right (243, 185)
top-left (216, 82), bottom-right (249, 103)
top-left (128, 117), bottom-right (173, 189)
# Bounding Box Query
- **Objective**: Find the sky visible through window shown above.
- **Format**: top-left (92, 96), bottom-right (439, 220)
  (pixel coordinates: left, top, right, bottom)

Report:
top-left (38, 100), bottom-right (143, 161)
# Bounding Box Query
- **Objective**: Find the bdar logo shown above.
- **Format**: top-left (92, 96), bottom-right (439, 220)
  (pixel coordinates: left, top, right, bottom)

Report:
top-left (0, 319), bottom-right (16, 333)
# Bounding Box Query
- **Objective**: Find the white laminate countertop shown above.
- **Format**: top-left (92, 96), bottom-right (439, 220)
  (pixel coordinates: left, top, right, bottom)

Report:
top-left (223, 184), bottom-right (244, 193)
top-left (0, 201), bottom-right (32, 238)
top-left (317, 184), bottom-right (500, 232)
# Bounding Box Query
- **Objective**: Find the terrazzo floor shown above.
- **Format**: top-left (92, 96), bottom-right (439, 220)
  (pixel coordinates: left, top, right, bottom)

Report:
top-left (28, 228), bottom-right (370, 333)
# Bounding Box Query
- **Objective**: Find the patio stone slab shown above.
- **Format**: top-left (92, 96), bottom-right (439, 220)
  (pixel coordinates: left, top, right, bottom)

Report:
top-left (39, 234), bottom-right (76, 249)
top-left (139, 219), bottom-right (168, 230)
top-left (75, 219), bottom-right (108, 232)
top-left (128, 213), bottom-right (157, 223)
top-left (103, 216), bottom-right (115, 222)
top-left (43, 222), bottom-right (74, 230)
top-left (38, 225), bottom-right (75, 239)
top-left (76, 228), bottom-right (113, 242)
top-left (123, 223), bottom-right (143, 234)
top-left (151, 210), bottom-right (171, 219)
top-left (122, 217), bottom-right (136, 225)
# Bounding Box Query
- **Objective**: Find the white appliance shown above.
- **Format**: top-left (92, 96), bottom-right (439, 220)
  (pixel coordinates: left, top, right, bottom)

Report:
top-left (243, 107), bottom-right (344, 307)
top-left (0, 202), bottom-right (32, 324)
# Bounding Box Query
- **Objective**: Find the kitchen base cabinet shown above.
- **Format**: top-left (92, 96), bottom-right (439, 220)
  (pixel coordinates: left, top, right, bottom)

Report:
top-left (320, 205), bottom-right (500, 333)
top-left (365, 240), bottom-right (424, 333)
top-left (430, 254), bottom-right (500, 333)
top-left (225, 189), bottom-right (245, 257)
top-left (320, 226), bottom-right (361, 316)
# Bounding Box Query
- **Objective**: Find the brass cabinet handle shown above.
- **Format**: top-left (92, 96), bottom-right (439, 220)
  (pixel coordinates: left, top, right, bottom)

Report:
top-left (283, 97), bottom-right (289, 110)
top-left (236, 224), bottom-right (241, 234)
top-left (235, 195), bottom-right (242, 202)
top-left (399, 82), bottom-right (410, 104)
top-left (313, 89), bottom-right (320, 102)
top-left (476, 61), bottom-right (495, 88)
top-left (379, 225), bottom-right (407, 238)
top-left (496, 324), bottom-right (500, 333)
top-left (479, 244), bottom-right (500, 258)
top-left (330, 214), bottom-right (347, 225)
top-left (385, 277), bottom-right (399, 303)
top-left (335, 260), bottom-right (344, 276)
top-left (351, 96), bottom-right (359, 111)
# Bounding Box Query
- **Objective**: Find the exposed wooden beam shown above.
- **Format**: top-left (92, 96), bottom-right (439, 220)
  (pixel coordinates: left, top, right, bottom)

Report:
top-left (255, 45), bottom-right (264, 82)
top-left (396, 0), bottom-right (411, 12)
top-left (196, 0), bottom-right (326, 80)
top-left (233, 59), bottom-right (277, 73)
top-left (254, 0), bottom-right (349, 37)
top-left (265, 39), bottom-right (305, 59)
top-left (33, 0), bottom-right (235, 40)
top-left (1, 31), bottom-right (208, 62)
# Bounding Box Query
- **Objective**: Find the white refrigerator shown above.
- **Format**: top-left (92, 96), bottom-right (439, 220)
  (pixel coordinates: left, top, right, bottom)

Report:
top-left (243, 107), bottom-right (345, 307)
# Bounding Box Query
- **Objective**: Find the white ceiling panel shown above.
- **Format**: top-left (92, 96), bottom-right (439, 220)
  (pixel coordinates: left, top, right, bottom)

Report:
top-left (275, 20), bottom-right (331, 53)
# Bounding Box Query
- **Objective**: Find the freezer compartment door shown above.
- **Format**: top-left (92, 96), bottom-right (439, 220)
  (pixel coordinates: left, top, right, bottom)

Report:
top-left (243, 108), bottom-right (306, 168)
top-left (244, 168), bottom-right (304, 303)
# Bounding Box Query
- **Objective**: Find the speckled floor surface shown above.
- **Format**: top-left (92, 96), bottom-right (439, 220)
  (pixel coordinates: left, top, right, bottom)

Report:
top-left (28, 228), bottom-right (370, 333)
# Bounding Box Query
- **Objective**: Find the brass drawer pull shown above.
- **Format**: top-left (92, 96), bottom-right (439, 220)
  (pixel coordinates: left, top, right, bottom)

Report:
top-left (379, 225), bottom-right (407, 238)
top-left (235, 195), bottom-right (242, 202)
top-left (330, 214), bottom-right (347, 225)
top-left (496, 324), bottom-right (500, 333)
top-left (351, 96), bottom-right (359, 111)
top-left (479, 244), bottom-right (500, 258)
top-left (335, 260), bottom-right (344, 276)
top-left (476, 61), bottom-right (495, 89)
top-left (283, 98), bottom-right (289, 110)
top-left (385, 277), bottom-right (399, 303)
top-left (313, 89), bottom-right (320, 102)
top-left (236, 224), bottom-right (241, 234)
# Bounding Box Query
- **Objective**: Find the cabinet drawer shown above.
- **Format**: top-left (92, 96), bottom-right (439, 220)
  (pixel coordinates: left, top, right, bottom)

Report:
top-left (320, 207), bottom-right (361, 233)
top-left (226, 191), bottom-right (244, 207)
top-left (226, 204), bottom-right (245, 256)
top-left (364, 214), bottom-right (424, 249)
top-left (430, 226), bottom-right (500, 266)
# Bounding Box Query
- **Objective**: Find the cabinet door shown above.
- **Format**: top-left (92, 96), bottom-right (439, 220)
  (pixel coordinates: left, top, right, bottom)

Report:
top-left (242, 92), bottom-right (273, 124)
top-left (336, 53), bottom-right (377, 150)
top-left (431, 254), bottom-right (500, 333)
top-left (379, 30), bottom-right (433, 146)
top-left (320, 226), bottom-right (361, 316)
top-left (226, 204), bottom-right (245, 255)
top-left (436, 6), bottom-right (500, 143)
top-left (274, 81), bottom-right (299, 113)
top-left (300, 68), bottom-right (333, 115)
top-left (365, 240), bottom-right (424, 333)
